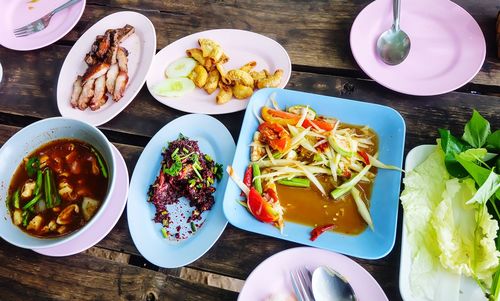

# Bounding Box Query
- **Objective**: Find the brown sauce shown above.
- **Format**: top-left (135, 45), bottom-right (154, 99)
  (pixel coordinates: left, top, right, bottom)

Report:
top-left (8, 139), bottom-right (108, 238)
top-left (277, 124), bottom-right (378, 235)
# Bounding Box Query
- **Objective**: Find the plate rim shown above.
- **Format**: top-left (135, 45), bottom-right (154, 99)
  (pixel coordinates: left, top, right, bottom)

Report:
top-left (223, 87), bottom-right (406, 260)
top-left (0, 0), bottom-right (87, 51)
top-left (146, 28), bottom-right (291, 115)
top-left (127, 113), bottom-right (235, 268)
top-left (349, 0), bottom-right (486, 96)
top-left (56, 10), bottom-right (157, 126)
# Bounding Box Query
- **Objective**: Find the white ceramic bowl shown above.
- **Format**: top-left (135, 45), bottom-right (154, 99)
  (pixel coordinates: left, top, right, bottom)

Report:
top-left (0, 117), bottom-right (116, 249)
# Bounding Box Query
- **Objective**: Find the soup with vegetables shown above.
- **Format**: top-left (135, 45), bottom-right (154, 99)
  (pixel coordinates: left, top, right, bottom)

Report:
top-left (8, 139), bottom-right (108, 238)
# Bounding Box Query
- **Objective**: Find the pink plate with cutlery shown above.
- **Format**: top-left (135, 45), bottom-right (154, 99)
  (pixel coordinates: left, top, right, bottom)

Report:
top-left (0, 0), bottom-right (86, 51)
top-left (238, 247), bottom-right (388, 301)
top-left (350, 0), bottom-right (486, 96)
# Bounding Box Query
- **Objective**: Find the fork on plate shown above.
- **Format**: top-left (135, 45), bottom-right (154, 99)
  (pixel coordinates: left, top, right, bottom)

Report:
top-left (14, 0), bottom-right (82, 37)
top-left (290, 267), bottom-right (315, 301)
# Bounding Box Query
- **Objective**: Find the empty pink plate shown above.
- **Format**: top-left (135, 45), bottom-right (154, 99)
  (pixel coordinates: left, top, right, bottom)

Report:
top-left (0, 0), bottom-right (86, 51)
top-left (238, 247), bottom-right (388, 301)
top-left (32, 144), bottom-right (129, 256)
top-left (350, 0), bottom-right (486, 96)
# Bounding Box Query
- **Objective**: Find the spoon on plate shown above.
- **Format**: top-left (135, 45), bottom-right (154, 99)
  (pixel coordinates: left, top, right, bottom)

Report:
top-left (311, 266), bottom-right (356, 301)
top-left (376, 0), bottom-right (411, 65)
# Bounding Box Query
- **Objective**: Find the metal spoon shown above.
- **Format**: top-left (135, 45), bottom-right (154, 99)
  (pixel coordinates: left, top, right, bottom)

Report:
top-left (311, 266), bottom-right (356, 301)
top-left (376, 0), bottom-right (411, 65)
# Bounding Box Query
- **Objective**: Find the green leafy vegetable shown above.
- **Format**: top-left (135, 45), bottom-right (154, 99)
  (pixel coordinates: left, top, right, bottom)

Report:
top-left (487, 130), bottom-right (500, 150)
top-left (25, 157), bottom-right (39, 177)
top-left (163, 149), bottom-right (182, 176)
top-left (463, 110), bottom-right (491, 148)
top-left (439, 129), bottom-right (470, 178)
top-left (214, 163), bottom-right (223, 182)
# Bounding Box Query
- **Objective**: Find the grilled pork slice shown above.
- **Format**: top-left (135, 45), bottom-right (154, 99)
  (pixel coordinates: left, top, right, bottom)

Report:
top-left (105, 25), bottom-right (135, 64)
top-left (113, 71), bottom-right (128, 101)
top-left (70, 76), bottom-right (83, 108)
top-left (89, 75), bottom-right (107, 111)
top-left (77, 78), bottom-right (95, 110)
top-left (117, 47), bottom-right (129, 72)
top-left (85, 33), bottom-right (111, 66)
top-left (82, 62), bottom-right (110, 84)
top-left (105, 64), bottom-right (119, 94)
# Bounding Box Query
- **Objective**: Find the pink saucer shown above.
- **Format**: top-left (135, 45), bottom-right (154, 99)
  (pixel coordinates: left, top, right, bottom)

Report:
top-left (0, 0), bottom-right (86, 51)
top-left (238, 247), bottom-right (388, 301)
top-left (350, 0), bottom-right (485, 96)
top-left (32, 144), bottom-right (129, 256)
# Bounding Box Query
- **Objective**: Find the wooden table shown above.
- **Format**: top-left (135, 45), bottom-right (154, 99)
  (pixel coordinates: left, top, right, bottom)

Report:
top-left (0, 1), bottom-right (499, 300)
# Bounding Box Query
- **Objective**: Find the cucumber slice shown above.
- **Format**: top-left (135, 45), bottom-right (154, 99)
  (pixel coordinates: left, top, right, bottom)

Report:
top-left (165, 57), bottom-right (197, 78)
top-left (328, 135), bottom-right (355, 157)
top-left (287, 105), bottom-right (316, 119)
top-left (153, 78), bottom-right (195, 97)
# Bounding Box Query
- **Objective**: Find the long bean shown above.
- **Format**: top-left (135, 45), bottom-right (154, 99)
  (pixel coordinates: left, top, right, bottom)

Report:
top-left (252, 163), bottom-right (263, 194)
top-left (91, 147), bottom-right (108, 178)
top-left (22, 193), bottom-right (42, 210)
top-left (44, 169), bottom-right (52, 208)
top-left (277, 177), bottom-right (310, 188)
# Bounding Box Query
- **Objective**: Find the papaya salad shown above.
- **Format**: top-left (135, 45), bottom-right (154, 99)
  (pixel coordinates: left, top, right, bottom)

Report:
top-left (228, 99), bottom-right (401, 240)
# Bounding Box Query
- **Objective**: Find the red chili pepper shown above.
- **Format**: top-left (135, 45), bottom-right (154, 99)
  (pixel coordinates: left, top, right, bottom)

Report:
top-left (342, 169), bottom-right (351, 178)
top-left (310, 224), bottom-right (336, 241)
top-left (357, 151), bottom-right (370, 165)
top-left (265, 188), bottom-right (279, 203)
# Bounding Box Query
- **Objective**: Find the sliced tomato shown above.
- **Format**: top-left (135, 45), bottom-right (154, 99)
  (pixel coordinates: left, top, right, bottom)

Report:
top-left (247, 188), bottom-right (279, 223)
top-left (258, 121), bottom-right (291, 152)
top-left (302, 118), bottom-right (334, 131)
top-left (261, 107), bottom-right (300, 126)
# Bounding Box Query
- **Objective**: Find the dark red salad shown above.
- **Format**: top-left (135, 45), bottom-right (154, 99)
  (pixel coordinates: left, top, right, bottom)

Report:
top-left (147, 134), bottom-right (223, 239)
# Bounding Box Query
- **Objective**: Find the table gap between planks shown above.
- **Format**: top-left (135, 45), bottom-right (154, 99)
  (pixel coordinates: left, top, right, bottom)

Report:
top-left (0, 1), bottom-right (499, 300)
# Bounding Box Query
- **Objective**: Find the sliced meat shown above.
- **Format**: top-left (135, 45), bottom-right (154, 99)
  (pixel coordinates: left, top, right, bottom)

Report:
top-left (70, 76), bottom-right (83, 108)
top-left (77, 78), bottom-right (95, 110)
top-left (117, 47), bottom-right (129, 73)
top-left (105, 63), bottom-right (119, 94)
top-left (92, 34), bottom-right (110, 59)
top-left (105, 25), bottom-right (135, 64)
top-left (89, 75), bottom-right (107, 111)
top-left (82, 62), bottom-right (110, 84)
top-left (113, 71), bottom-right (128, 101)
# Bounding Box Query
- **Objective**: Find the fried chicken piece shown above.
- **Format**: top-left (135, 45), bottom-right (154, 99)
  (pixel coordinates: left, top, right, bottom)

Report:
top-left (117, 47), bottom-right (129, 72)
top-left (77, 78), bottom-right (95, 110)
top-left (89, 75), bottom-right (107, 111)
top-left (113, 71), bottom-right (128, 101)
top-left (70, 76), bottom-right (83, 108)
top-left (105, 64), bottom-right (119, 94)
top-left (82, 62), bottom-right (110, 84)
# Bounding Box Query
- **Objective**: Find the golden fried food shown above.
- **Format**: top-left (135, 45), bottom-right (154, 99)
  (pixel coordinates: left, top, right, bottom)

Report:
top-left (199, 38), bottom-right (224, 63)
top-left (240, 61), bottom-right (256, 73)
top-left (186, 48), bottom-right (205, 65)
top-left (216, 83), bottom-right (233, 104)
top-left (204, 70), bottom-right (220, 94)
top-left (182, 38), bottom-right (283, 104)
top-left (223, 69), bottom-right (254, 87)
top-left (232, 84), bottom-right (253, 99)
top-left (188, 65), bottom-right (208, 88)
top-left (257, 69), bottom-right (284, 89)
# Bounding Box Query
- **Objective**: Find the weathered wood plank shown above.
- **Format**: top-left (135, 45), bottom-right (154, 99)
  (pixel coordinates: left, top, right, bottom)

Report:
top-left (57, 0), bottom-right (500, 87)
top-left (0, 43), bottom-right (498, 141)
top-left (0, 240), bottom-right (238, 301)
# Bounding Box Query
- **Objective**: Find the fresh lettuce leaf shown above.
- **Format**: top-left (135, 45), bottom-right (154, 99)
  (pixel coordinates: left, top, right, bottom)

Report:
top-left (463, 110), bottom-right (491, 148)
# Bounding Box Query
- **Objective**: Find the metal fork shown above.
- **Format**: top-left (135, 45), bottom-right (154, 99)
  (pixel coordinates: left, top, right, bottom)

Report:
top-left (14, 0), bottom-right (82, 37)
top-left (290, 267), bottom-right (315, 301)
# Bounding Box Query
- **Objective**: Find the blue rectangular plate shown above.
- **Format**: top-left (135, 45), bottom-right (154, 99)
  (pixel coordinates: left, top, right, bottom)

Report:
top-left (222, 88), bottom-right (406, 259)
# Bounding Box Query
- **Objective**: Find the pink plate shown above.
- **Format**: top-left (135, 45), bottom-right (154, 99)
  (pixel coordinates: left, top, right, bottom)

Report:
top-left (32, 144), bottom-right (129, 256)
top-left (146, 29), bottom-right (291, 114)
top-left (238, 247), bottom-right (388, 301)
top-left (0, 0), bottom-right (86, 51)
top-left (350, 0), bottom-right (485, 96)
